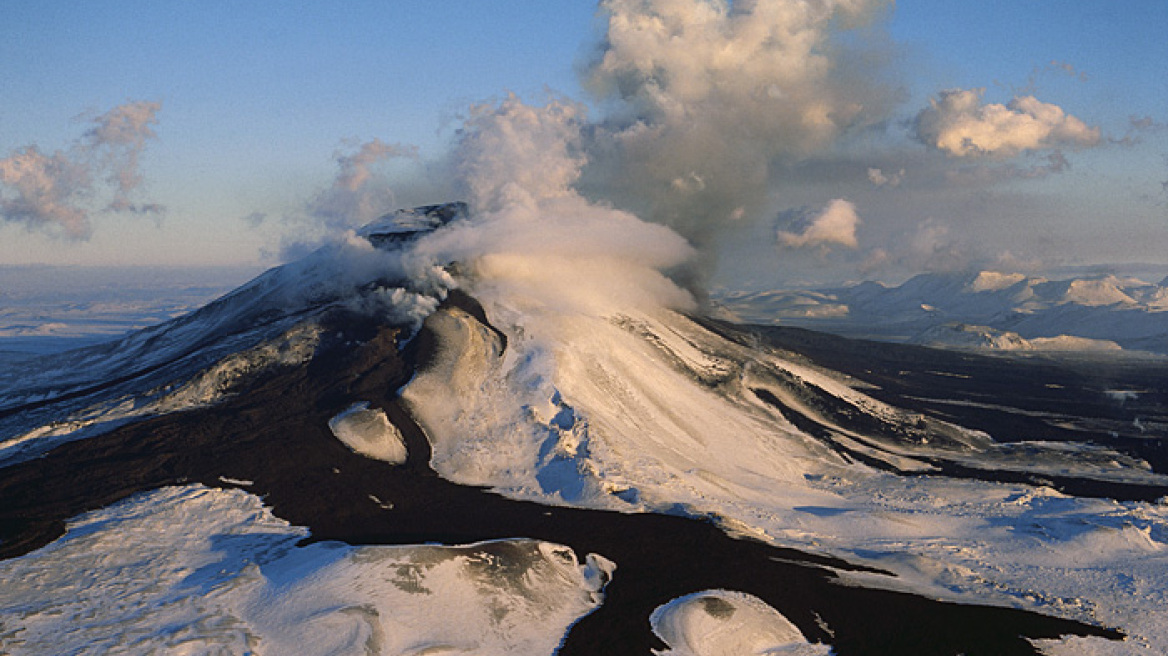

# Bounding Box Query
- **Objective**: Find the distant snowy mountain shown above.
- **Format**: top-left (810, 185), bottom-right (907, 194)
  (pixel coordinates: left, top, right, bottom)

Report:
top-left (717, 270), bottom-right (1168, 354)
top-left (1, 205), bottom-right (1167, 654)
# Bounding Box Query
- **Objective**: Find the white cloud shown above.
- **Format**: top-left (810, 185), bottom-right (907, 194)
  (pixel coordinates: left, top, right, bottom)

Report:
top-left (777, 199), bottom-right (861, 250)
top-left (0, 101), bottom-right (163, 239)
top-left (913, 88), bottom-right (1100, 158)
top-left (0, 146), bottom-right (91, 238)
top-left (83, 100), bottom-right (162, 209)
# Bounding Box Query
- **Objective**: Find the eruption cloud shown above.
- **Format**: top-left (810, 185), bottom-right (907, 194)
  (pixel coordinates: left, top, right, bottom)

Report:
top-left (577, 0), bottom-right (896, 261)
top-left (351, 0), bottom-right (902, 306)
top-left (0, 101), bottom-right (164, 238)
top-left (381, 0), bottom-right (897, 303)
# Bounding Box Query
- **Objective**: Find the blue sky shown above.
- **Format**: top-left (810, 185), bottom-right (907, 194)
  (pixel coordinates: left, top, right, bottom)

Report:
top-left (2, 1), bottom-right (1165, 287)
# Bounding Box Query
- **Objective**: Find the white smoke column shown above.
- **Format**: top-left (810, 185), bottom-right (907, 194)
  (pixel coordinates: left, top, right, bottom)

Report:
top-left (455, 94), bottom-right (586, 215)
top-left (580, 0), bottom-right (896, 253)
top-left (307, 139), bottom-right (417, 229)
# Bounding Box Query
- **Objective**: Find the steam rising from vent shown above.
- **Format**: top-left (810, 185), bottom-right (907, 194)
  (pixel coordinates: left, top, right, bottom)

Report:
top-left (307, 139), bottom-right (417, 230)
top-left (410, 96), bottom-right (697, 318)
top-left (454, 95), bottom-right (586, 214)
top-left (267, 0), bottom-right (908, 300)
top-left (387, 0), bottom-right (899, 302)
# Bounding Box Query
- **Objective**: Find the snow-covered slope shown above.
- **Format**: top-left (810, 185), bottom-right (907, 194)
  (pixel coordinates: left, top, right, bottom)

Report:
top-left (717, 270), bottom-right (1168, 354)
top-left (0, 205), bottom-right (464, 465)
top-left (1, 203), bottom-right (1166, 654)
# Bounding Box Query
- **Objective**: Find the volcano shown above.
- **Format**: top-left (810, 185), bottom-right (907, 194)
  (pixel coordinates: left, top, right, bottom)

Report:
top-left (1, 204), bottom-right (1166, 655)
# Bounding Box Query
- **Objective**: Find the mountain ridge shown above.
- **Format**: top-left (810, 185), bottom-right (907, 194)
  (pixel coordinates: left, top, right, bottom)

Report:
top-left (717, 269), bottom-right (1168, 354)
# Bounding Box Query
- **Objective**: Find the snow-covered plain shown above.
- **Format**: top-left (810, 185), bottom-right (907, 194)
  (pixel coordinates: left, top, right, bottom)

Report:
top-left (1, 202), bottom-right (1167, 654)
top-left (0, 266), bottom-right (258, 359)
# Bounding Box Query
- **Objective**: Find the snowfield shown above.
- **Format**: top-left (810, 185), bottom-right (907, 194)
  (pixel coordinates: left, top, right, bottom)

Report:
top-left (0, 485), bottom-right (612, 655)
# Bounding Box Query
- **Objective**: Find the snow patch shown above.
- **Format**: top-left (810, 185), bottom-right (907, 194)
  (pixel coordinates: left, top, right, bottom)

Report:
top-left (328, 402), bottom-right (408, 464)
top-left (969, 271), bottom-right (1027, 292)
top-left (0, 485), bottom-right (611, 655)
top-left (651, 590), bottom-right (831, 656)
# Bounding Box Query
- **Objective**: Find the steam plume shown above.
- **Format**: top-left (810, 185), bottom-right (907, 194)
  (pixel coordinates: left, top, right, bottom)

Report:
top-left (409, 95), bottom-right (697, 318)
top-left (307, 139), bottom-right (417, 229)
top-left (579, 0), bottom-right (896, 254)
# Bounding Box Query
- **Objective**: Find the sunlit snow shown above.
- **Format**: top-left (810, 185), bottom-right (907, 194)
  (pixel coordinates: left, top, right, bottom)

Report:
top-left (0, 485), bottom-right (611, 655)
top-left (651, 590), bottom-right (832, 656)
top-left (329, 402), bottom-right (408, 464)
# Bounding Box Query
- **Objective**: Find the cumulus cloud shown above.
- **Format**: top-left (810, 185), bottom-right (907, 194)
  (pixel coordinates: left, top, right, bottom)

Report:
top-left (0, 101), bottom-right (163, 238)
top-left (580, 0), bottom-right (896, 251)
top-left (913, 88), bottom-right (1100, 158)
top-left (306, 138), bottom-right (416, 229)
top-left (777, 199), bottom-right (861, 250)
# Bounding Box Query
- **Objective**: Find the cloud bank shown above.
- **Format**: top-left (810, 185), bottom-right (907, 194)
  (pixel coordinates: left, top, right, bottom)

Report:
top-left (0, 101), bottom-right (163, 238)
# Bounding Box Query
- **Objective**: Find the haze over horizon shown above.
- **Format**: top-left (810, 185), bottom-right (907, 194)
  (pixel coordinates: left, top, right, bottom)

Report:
top-left (2, 0), bottom-right (1166, 289)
